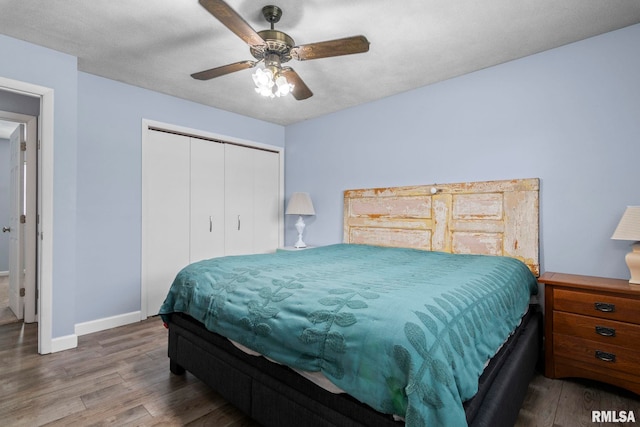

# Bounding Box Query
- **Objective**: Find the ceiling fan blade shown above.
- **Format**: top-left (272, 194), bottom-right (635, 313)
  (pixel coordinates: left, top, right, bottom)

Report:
top-left (281, 68), bottom-right (313, 100)
top-left (199, 0), bottom-right (266, 48)
top-left (291, 35), bottom-right (370, 61)
top-left (191, 60), bottom-right (257, 80)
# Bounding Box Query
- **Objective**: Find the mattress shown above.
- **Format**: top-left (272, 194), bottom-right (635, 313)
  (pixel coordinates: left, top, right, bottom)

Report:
top-left (230, 339), bottom-right (346, 394)
top-left (167, 306), bottom-right (542, 426)
top-left (160, 244), bottom-right (538, 426)
top-left (228, 305), bottom-right (530, 399)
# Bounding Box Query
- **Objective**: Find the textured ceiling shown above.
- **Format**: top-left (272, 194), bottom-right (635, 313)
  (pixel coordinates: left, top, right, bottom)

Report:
top-left (1, 0), bottom-right (639, 125)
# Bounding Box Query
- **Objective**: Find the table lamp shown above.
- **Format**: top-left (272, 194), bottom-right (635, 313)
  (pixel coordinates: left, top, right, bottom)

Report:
top-left (286, 192), bottom-right (315, 248)
top-left (611, 206), bottom-right (640, 285)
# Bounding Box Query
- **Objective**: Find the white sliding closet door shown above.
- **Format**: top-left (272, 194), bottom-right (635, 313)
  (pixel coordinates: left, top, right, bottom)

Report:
top-left (253, 149), bottom-right (280, 253)
top-left (190, 138), bottom-right (225, 262)
top-left (142, 130), bottom-right (190, 316)
top-left (142, 125), bottom-right (282, 317)
top-left (225, 145), bottom-right (280, 255)
top-left (224, 144), bottom-right (255, 256)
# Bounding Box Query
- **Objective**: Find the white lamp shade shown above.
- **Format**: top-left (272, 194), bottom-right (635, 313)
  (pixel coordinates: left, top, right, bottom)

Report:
top-left (286, 192), bottom-right (315, 216)
top-left (611, 206), bottom-right (640, 241)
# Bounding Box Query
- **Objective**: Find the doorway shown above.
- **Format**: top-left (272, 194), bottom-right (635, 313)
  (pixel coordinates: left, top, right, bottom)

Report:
top-left (0, 115), bottom-right (36, 326)
top-left (0, 76), bottom-right (54, 354)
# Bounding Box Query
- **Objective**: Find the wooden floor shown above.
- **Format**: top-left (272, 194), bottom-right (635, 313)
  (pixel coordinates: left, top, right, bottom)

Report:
top-left (1, 318), bottom-right (638, 427)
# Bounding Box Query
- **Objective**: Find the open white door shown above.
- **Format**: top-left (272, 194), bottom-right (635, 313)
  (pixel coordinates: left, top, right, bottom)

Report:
top-left (23, 118), bottom-right (37, 323)
top-left (8, 124), bottom-right (24, 319)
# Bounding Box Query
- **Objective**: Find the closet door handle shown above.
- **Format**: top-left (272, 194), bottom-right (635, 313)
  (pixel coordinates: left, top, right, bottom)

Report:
top-left (209, 216), bottom-right (212, 232)
top-left (237, 215), bottom-right (241, 231)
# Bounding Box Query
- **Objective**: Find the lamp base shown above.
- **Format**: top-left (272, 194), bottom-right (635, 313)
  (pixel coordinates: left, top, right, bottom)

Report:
top-left (294, 216), bottom-right (307, 248)
top-left (626, 242), bottom-right (640, 285)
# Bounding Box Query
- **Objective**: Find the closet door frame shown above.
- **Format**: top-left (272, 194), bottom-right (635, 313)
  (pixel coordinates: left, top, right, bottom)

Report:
top-left (140, 119), bottom-right (284, 319)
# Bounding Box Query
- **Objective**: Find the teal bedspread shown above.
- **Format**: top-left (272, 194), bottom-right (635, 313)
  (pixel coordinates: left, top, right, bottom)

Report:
top-left (159, 244), bottom-right (537, 427)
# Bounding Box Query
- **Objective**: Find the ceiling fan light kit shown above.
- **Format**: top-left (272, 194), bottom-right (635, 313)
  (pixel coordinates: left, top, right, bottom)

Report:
top-left (193, 0), bottom-right (370, 100)
top-left (252, 66), bottom-right (294, 98)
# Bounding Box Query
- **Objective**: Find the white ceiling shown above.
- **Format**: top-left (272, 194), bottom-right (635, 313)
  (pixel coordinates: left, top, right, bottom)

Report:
top-left (1, 0), bottom-right (639, 126)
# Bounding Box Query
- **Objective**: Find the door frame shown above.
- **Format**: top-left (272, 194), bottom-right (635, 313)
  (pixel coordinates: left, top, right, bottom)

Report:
top-left (0, 76), bottom-right (54, 354)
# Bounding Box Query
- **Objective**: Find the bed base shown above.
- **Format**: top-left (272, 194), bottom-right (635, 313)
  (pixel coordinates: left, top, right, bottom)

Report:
top-left (167, 305), bottom-right (541, 427)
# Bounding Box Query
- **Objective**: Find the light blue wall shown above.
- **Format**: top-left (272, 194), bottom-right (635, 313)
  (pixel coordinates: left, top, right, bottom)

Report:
top-left (0, 139), bottom-right (8, 272)
top-left (285, 23), bottom-right (640, 280)
top-left (75, 72), bottom-right (285, 323)
top-left (2, 20), bottom-right (638, 338)
top-left (0, 33), bottom-right (284, 337)
top-left (0, 34), bottom-right (79, 337)
top-left (0, 89), bottom-right (40, 116)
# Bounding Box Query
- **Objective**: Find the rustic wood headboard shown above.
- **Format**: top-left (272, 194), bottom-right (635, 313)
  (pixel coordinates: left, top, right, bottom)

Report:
top-left (343, 178), bottom-right (540, 276)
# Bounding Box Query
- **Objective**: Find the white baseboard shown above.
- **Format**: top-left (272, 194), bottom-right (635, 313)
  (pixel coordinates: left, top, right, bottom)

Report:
top-left (75, 311), bottom-right (142, 337)
top-left (51, 334), bottom-right (78, 353)
top-left (0, 271), bottom-right (8, 277)
top-left (47, 311), bottom-right (142, 353)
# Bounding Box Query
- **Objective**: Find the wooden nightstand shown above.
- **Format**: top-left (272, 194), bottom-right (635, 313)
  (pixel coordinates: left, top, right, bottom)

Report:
top-left (540, 272), bottom-right (640, 395)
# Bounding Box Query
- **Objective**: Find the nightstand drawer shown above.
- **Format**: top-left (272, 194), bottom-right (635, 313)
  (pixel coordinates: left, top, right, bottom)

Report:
top-left (553, 311), bottom-right (640, 347)
top-left (553, 334), bottom-right (640, 376)
top-left (554, 288), bottom-right (640, 323)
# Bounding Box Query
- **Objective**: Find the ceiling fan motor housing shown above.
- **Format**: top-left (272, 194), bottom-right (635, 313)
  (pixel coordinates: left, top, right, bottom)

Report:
top-left (250, 29), bottom-right (294, 63)
top-left (249, 5), bottom-right (294, 63)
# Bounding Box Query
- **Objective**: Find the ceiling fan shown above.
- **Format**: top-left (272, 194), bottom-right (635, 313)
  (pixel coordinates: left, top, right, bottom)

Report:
top-left (191, 0), bottom-right (370, 100)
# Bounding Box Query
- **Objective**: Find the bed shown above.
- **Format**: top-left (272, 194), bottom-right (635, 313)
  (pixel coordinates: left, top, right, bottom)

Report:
top-left (160, 178), bottom-right (542, 427)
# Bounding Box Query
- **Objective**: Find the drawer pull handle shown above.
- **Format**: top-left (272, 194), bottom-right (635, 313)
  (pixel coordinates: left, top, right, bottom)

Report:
top-left (595, 350), bottom-right (616, 363)
top-left (595, 326), bottom-right (616, 337)
top-left (594, 302), bottom-right (615, 312)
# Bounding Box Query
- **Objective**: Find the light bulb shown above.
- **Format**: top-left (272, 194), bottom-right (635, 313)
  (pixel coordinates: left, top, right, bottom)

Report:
top-left (252, 66), bottom-right (293, 98)
top-left (253, 68), bottom-right (274, 89)
top-left (274, 75), bottom-right (290, 97)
